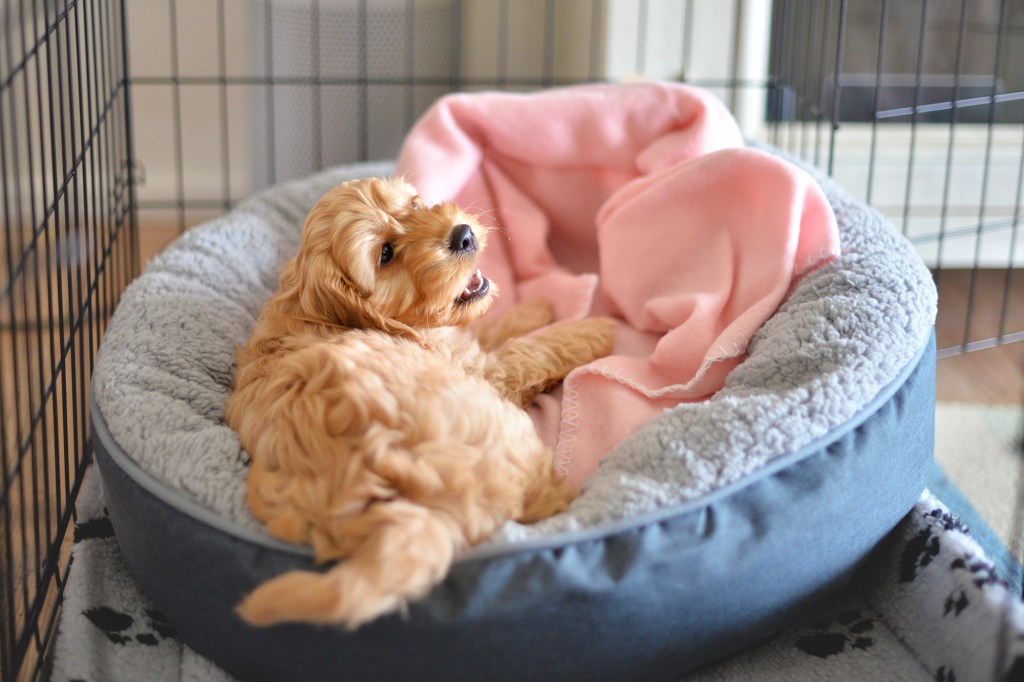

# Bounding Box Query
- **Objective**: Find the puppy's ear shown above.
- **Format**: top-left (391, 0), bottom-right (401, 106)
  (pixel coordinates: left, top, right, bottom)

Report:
top-left (320, 275), bottom-right (423, 343)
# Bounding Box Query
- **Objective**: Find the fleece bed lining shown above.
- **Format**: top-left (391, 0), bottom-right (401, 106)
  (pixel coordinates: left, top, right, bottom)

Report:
top-left (91, 148), bottom-right (937, 546)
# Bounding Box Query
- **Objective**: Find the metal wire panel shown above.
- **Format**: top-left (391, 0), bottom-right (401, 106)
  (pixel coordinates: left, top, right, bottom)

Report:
top-left (0, 1), bottom-right (136, 679)
top-left (770, 0), bottom-right (1024, 358)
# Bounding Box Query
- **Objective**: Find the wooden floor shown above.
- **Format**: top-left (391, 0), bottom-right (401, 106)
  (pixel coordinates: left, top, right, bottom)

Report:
top-left (138, 224), bottom-right (181, 268)
top-left (934, 268), bottom-right (1024, 404)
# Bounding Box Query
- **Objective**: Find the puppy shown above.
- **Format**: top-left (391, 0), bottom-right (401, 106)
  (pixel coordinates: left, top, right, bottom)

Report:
top-left (225, 177), bottom-right (616, 629)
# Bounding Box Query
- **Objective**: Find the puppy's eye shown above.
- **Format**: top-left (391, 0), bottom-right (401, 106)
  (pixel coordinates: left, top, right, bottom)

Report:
top-left (411, 197), bottom-right (421, 210)
top-left (379, 242), bottom-right (395, 266)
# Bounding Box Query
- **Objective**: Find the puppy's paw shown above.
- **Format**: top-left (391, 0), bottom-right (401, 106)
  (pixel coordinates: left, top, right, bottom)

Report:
top-left (557, 316), bottom-right (617, 362)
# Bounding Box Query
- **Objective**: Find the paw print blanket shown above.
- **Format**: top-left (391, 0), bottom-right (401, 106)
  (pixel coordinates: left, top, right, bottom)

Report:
top-left (396, 82), bottom-right (841, 487)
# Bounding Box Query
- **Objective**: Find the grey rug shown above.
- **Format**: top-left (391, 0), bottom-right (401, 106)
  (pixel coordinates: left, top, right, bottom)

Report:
top-left (933, 402), bottom-right (1024, 562)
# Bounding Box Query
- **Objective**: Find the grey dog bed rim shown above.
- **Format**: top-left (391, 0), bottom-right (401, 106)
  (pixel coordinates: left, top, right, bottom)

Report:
top-left (88, 329), bottom-right (932, 566)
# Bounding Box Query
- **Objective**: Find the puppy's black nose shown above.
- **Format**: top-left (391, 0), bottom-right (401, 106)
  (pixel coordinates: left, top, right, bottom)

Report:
top-left (448, 224), bottom-right (478, 254)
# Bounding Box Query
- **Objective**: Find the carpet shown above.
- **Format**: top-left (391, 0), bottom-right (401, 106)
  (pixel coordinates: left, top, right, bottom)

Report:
top-left (930, 401), bottom-right (1024, 593)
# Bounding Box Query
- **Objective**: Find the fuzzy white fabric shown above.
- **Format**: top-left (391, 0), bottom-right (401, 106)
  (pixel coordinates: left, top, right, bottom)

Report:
top-left (52, 475), bottom-right (1024, 681)
top-left (90, 151), bottom-right (937, 542)
top-left (51, 472), bottom-right (235, 682)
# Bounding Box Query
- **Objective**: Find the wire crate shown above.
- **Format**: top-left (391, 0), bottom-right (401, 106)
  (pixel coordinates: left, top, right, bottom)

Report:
top-left (2, 1), bottom-right (1022, 680)
top-left (1, 1), bottom-right (135, 679)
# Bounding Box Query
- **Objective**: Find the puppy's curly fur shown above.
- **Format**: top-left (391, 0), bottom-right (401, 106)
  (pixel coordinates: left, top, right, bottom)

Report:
top-left (225, 177), bottom-right (616, 629)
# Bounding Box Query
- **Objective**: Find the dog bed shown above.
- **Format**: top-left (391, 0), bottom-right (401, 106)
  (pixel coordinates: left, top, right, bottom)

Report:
top-left (91, 143), bottom-right (937, 680)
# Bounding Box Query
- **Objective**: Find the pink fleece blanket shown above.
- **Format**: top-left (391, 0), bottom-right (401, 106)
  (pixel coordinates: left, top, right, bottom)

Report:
top-left (396, 82), bottom-right (840, 488)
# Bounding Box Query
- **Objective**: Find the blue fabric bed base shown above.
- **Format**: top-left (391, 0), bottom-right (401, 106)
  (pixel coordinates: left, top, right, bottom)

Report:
top-left (92, 333), bottom-right (935, 682)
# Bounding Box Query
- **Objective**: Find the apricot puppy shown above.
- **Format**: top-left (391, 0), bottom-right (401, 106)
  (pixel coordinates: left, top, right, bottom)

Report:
top-left (225, 177), bottom-right (616, 628)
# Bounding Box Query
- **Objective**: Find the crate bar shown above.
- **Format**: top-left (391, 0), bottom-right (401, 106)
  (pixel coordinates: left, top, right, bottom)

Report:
top-left (936, 330), bottom-right (1024, 358)
top-left (80, 0), bottom-right (101, 440)
top-left (767, 0), bottom-right (787, 147)
top-left (933, 0), bottom-right (972, 285)
top-left (813, 0), bottom-right (830, 167)
top-left (865, 0), bottom-right (889, 206)
top-left (311, 0), bottom-right (322, 174)
top-left (60, 1), bottom-right (86, 599)
top-left (785, 1), bottom-right (803, 154)
top-left (217, 0), bottom-right (232, 209)
top-left (52, 0), bottom-right (74, 532)
top-left (543, 0), bottom-right (556, 87)
top-left (404, 0), bottom-right (415, 127)
top-left (70, 0), bottom-right (95, 586)
top-left (588, 0), bottom-right (600, 81)
top-left (20, 0), bottom-right (52, 621)
top-left (797, 0), bottom-right (811, 156)
top-left (875, 91), bottom-right (1024, 119)
top-left (451, 0), bottom-right (463, 91)
top-left (358, 0), bottom-right (368, 162)
top-left (168, 0), bottom-right (185, 233)
top-left (728, 1), bottom-right (740, 114)
top-left (0, 2), bottom-right (23, 674)
top-left (900, 0), bottom-right (930, 238)
top-left (826, 0), bottom-right (847, 177)
top-left (264, 0), bottom-right (276, 186)
top-left (636, 0), bottom-right (648, 77)
top-left (41, 0), bottom-right (72, 580)
top-left (15, 5), bottom-right (47, 627)
top-left (963, 0), bottom-right (1010, 350)
top-left (802, 0), bottom-right (813, 163)
top-left (1, 1), bottom-right (37, 675)
top-left (496, 0), bottom-right (509, 89)
top-left (92, 0), bottom-right (111, 372)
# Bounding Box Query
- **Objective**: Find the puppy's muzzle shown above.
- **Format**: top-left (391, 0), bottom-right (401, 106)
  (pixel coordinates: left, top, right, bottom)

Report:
top-left (449, 224), bottom-right (478, 255)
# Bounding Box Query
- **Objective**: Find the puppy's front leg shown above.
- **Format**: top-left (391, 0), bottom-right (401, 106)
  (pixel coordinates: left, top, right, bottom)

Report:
top-left (485, 317), bottom-right (616, 409)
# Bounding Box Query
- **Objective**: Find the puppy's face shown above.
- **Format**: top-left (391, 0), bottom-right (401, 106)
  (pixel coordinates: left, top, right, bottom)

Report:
top-left (295, 177), bottom-right (494, 331)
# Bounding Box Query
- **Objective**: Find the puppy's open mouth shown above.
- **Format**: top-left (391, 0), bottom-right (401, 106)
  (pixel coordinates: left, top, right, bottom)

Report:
top-left (457, 269), bottom-right (490, 304)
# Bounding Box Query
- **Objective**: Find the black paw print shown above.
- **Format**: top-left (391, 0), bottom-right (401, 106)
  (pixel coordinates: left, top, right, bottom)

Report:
top-left (73, 516), bottom-right (115, 543)
top-left (900, 528), bottom-right (941, 583)
top-left (795, 610), bottom-right (875, 659)
top-left (943, 590), bottom-right (969, 618)
top-left (928, 508), bottom-right (969, 534)
top-left (83, 606), bottom-right (178, 646)
top-left (951, 554), bottom-right (1004, 591)
top-left (900, 509), bottom-right (971, 584)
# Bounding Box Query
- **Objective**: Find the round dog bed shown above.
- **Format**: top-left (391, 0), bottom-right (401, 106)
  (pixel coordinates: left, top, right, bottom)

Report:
top-left (91, 150), bottom-right (936, 681)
